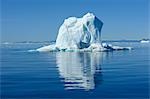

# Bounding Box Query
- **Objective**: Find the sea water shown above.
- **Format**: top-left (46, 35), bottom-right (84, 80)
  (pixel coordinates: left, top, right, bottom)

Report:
top-left (1, 42), bottom-right (149, 99)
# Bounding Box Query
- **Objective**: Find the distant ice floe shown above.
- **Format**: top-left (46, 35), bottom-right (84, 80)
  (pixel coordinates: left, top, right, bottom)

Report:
top-left (29, 12), bottom-right (132, 52)
top-left (140, 39), bottom-right (150, 43)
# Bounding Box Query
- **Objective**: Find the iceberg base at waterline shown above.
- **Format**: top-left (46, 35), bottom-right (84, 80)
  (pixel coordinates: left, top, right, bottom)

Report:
top-left (31, 43), bottom-right (132, 52)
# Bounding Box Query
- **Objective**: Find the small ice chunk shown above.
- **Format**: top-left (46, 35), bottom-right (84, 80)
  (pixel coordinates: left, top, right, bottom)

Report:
top-left (102, 43), bottom-right (132, 50)
top-left (36, 44), bottom-right (56, 52)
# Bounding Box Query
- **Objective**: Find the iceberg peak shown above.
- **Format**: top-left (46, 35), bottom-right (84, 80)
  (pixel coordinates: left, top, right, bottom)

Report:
top-left (83, 12), bottom-right (95, 19)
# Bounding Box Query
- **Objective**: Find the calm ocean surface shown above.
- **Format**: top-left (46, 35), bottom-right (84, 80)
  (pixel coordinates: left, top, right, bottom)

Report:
top-left (1, 42), bottom-right (149, 99)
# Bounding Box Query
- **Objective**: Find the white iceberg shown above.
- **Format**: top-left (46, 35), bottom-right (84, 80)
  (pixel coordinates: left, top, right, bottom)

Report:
top-left (34, 13), bottom-right (131, 52)
top-left (55, 12), bottom-right (104, 51)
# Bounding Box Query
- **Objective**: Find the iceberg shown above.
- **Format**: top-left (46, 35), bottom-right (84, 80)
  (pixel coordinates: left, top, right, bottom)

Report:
top-left (35, 13), bottom-right (131, 52)
top-left (55, 13), bottom-right (104, 51)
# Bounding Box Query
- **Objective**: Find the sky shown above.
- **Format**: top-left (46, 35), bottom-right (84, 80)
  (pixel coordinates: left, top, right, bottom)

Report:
top-left (1, 0), bottom-right (149, 42)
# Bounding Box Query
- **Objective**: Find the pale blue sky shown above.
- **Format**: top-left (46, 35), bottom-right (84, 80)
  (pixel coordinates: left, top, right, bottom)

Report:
top-left (1, 0), bottom-right (149, 42)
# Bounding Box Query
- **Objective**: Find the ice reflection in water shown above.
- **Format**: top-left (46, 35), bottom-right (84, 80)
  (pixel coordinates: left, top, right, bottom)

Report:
top-left (56, 52), bottom-right (104, 90)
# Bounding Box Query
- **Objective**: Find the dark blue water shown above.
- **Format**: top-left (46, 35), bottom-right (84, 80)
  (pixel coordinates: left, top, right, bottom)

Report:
top-left (1, 42), bottom-right (149, 99)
